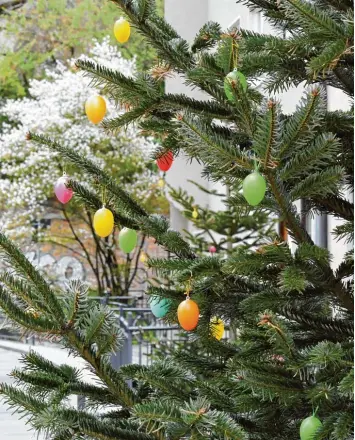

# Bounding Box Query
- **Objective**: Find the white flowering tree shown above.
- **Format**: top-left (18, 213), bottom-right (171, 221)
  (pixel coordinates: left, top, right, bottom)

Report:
top-left (0, 38), bottom-right (165, 295)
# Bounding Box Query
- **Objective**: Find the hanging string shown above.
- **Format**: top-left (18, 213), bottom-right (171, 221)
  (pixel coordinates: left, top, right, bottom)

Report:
top-left (102, 186), bottom-right (107, 207)
top-left (185, 272), bottom-right (193, 299)
top-left (254, 159), bottom-right (260, 171)
top-left (233, 39), bottom-right (239, 70)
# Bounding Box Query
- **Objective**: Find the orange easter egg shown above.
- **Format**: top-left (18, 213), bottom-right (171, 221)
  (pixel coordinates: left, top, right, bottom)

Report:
top-left (177, 298), bottom-right (199, 331)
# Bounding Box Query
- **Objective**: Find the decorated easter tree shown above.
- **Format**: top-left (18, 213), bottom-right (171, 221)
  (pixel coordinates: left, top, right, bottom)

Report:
top-left (0, 0), bottom-right (353, 439)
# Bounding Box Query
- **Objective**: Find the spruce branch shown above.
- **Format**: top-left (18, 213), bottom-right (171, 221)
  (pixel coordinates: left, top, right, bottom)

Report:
top-left (76, 58), bottom-right (235, 122)
top-left (279, 88), bottom-right (324, 159)
top-left (27, 132), bottom-right (147, 217)
top-left (0, 284), bottom-right (61, 334)
top-left (280, 133), bottom-right (341, 181)
top-left (68, 180), bottom-right (138, 229)
top-left (103, 107), bottom-right (152, 132)
top-left (282, 306), bottom-right (354, 337)
top-left (75, 59), bottom-right (150, 103)
top-left (281, 0), bottom-right (347, 37)
top-left (252, 98), bottom-right (280, 167)
top-left (191, 21), bottom-right (222, 52)
top-left (64, 330), bottom-right (137, 408)
top-left (315, 0), bottom-right (353, 11)
top-left (266, 173), bottom-right (312, 244)
top-left (26, 133), bottom-right (195, 258)
top-left (12, 369), bottom-right (121, 406)
top-left (21, 350), bottom-right (81, 381)
top-left (310, 195), bottom-right (354, 222)
top-left (289, 166), bottom-right (344, 201)
top-left (0, 271), bottom-right (52, 314)
top-left (108, 0), bottom-right (194, 71)
top-left (309, 39), bottom-right (352, 75)
top-left (0, 232), bottom-right (65, 322)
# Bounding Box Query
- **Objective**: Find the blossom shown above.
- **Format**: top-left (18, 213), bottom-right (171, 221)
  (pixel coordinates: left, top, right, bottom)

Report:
top-left (0, 38), bottom-right (157, 239)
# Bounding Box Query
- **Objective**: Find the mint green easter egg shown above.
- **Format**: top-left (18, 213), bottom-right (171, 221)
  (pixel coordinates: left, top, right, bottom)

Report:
top-left (243, 171), bottom-right (266, 206)
top-left (119, 228), bottom-right (137, 253)
top-left (150, 296), bottom-right (171, 318)
top-left (300, 415), bottom-right (322, 440)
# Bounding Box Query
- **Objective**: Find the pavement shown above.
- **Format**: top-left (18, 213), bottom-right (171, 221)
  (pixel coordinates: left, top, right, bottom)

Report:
top-left (0, 339), bottom-right (151, 439)
top-left (0, 341), bottom-right (90, 439)
top-left (0, 347), bottom-right (43, 439)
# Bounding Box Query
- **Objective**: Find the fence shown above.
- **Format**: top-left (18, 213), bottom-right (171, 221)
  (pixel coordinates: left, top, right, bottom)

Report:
top-left (0, 293), bottom-right (188, 368)
top-left (99, 295), bottom-right (188, 368)
top-left (0, 293), bottom-right (229, 410)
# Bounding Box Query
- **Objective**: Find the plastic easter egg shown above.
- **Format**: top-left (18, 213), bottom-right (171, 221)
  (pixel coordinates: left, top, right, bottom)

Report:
top-left (210, 317), bottom-right (224, 340)
top-left (150, 296), bottom-right (171, 318)
top-left (93, 207), bottom-right (114, 238)
top-left (300, 415), bottom-right (322, 440)
top-left (54, 175), bottom-right (73, 204)
top-left (209, 245), bottom-right (217, 253)
top-left (114, 17), bottom-right (131, 43)
top-left (85, 95), bottom-right (107, 124)
top-left (177, 297), bottom-right (199, 331)
top-left (224, 69), bottom-right (247, 101)
top-left (119, 227), bottom-right (137, 253)
top-left (156, 151), bottom-right (174, 172)
top-left (243, 171), bottom-right (266, 206)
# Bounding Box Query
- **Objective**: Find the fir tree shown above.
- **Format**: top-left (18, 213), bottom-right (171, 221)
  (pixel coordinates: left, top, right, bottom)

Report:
top-left (0, 0), bottom-right (353, 439)
top-left (168, 182), bottom-right (272, 254)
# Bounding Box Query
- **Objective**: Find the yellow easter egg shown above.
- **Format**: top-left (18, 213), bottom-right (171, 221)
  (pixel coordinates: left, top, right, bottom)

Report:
top-left (158, 178), bottom-right (165, 188)
top-left (114, 17), bottom-right (131, 43)
top-left (85, 95), bottom-right (107, 124)
top-left (211, 317), bottom-right (224, 340)
top-left (140, 251), bottom-right (148, 263)
top-left (94, 207), bottom-right (114, 238)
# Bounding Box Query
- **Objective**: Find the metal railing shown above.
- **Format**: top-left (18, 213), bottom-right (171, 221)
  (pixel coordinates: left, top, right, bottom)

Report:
top-left (0, 293), bottom-right (188, 368)
top-left (99, 295), bottom-right (188, 368)
top-left (0, 294), bottom-right (229, 410)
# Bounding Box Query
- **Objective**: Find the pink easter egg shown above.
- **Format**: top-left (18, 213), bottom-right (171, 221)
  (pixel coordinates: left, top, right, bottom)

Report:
top-left (54, 175), bottom-right (73, 204)
top-left (209, 245), bottom-right (217, 253)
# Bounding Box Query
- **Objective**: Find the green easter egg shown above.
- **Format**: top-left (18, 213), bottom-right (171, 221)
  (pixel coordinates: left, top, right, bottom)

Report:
top-left (300, 415), bottom-right (322, 440)
top-left (224, 69), bottom-right (247, 101)
top-left (119, 228), bottom-right (137, 253)
top-left (150, 296), bottom-right (171, 318)
top-left (243, 171), bottom-right (266, 206)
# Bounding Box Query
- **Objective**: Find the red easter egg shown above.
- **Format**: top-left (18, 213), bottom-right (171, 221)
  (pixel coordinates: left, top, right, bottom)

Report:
top-left (156, 151), bottom-right (174, 172)
top-left (177, 298), bottom-right (199, 331)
